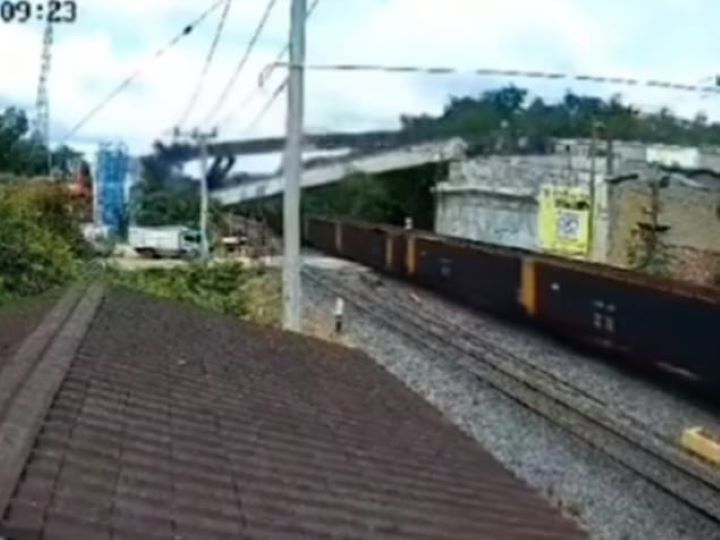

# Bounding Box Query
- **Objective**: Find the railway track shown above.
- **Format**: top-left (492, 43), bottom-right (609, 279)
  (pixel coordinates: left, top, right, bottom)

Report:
top-left (304, 266), bottom-right (720, 526)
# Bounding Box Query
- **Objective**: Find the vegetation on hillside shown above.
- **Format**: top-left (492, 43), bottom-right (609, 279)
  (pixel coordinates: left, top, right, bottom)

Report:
top-left (132, 141), bottom-right (227, 230)
top-left (243, 86), bottom-right (720, 229)
top-left (0, 182), bottom-right (87, 304)
top-left (243, 165), bottom-right (441, 231)
top-left (131, 182), bottom-right (224, 230)
top-left (0, 106), bottom-right (92, 305)
top-left (0, 108), bottom-right (81, 177)
top-left (399, 85), bottom-right (720, 151)
top-left (2, 86), bottom-right (716, 307)
top-left (107, 263), bottom-right (281, 326)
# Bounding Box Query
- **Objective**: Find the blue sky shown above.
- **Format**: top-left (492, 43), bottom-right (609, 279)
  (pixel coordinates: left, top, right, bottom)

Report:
top-left (1, 0), bottom-right (719, 163)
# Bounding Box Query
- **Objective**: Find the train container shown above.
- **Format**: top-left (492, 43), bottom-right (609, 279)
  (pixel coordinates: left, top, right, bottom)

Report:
top-left (305, 217), bottom-right (338, 255)
top-left (412, 235), bottom-right (525, 317)
top-left (305, 216), bottom-right (720, 385)
top-left (531, 259), bottom-right (720, 382)
top-left (340, 222), bottom-right (389, 271)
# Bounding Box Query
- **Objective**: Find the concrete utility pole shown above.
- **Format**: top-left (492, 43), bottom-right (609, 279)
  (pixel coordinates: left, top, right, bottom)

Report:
top-left (174, 127), bottom-right (218, 260)
top-left (282, 0), bottom-right (306, 331)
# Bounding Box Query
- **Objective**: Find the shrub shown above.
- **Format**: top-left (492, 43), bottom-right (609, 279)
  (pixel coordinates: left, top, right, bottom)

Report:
top-left (0, 204), bottom-right (77, 302)
top-left (1, 181), bottom-right (89, 256)
top-left (107, 263), bottom-right (281, 324)
top-left (0, 181), bottom-right (85, 304)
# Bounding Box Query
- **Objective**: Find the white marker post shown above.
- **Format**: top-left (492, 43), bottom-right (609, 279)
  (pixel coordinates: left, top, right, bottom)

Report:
top-left (334, 297), bottom-right (345, 335)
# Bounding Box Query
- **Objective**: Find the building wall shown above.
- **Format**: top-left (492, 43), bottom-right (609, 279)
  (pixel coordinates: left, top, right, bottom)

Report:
top-left (607, 180), bottom-right (720, 286)
top-left (435, 155), bottom-right (610, 259)
top-left (435, 189), bottom-right (537, 250)
top-left (553, 138), bottom-right (720, 171)
top-left (436, 152), bottom-right (720, 287)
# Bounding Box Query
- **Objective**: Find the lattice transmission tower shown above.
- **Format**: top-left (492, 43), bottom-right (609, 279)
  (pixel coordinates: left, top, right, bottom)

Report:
top-left (34, 21), bottom-right (53, 173)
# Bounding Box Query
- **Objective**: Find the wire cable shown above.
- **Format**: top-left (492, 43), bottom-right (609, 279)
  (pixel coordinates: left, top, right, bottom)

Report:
top-left (261, 63), bottom-right (720, 95)
top-left (203, 0), bottom-right (280, 125)
top-left (176, 0), bottom-right (233, 129)
top-left (61, 0), bottom-right (227, 144)
top-left (244, 78), bottom-right (288, 133)
top-left (216, 0), bottom-right (321, 130)
top-left (259, 0), bottom-right (322, 85)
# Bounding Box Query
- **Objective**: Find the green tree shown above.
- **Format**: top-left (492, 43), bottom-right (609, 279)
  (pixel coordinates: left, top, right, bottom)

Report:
top-left (400, 85), bottom-right (720, 148)
top-left (0, 107), bottom-right (83, 177)
top-left (0, 183), bottom-right (82, 303)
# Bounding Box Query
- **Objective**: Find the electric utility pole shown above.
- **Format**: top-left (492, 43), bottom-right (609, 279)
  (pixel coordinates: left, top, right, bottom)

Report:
top-left (174, 127), bottom-right (217, 260)
top-left (282, 0), bottom-right (306, 331)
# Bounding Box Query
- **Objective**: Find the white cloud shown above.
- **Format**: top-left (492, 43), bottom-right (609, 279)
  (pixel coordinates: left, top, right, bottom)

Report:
top-left (1, 0), bottom-right (719, 165)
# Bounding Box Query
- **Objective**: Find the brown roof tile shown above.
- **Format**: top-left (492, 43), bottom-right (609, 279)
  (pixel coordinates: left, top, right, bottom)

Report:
top-left (0, 288), bottom-right (586, 539)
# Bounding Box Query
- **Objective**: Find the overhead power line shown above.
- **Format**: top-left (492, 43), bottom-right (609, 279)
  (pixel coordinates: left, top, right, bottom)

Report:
top-left (217, 0), bottom-right (321, 130)
top-left (61, 0), bottom-right (227, 144)
top-left (245, 78), bottom-right (288, 133)
top-left (176, 0), bottom-right (234, 128)
top-left (262, 63), bottom-right (720, 95)
top-left (259, 0), bottom-right (322, 84)
top-left (203, 0), bottom-right (280, 125)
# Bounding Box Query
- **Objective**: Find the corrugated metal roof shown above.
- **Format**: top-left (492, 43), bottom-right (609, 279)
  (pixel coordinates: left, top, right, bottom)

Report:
top-left (0, 287), bottom-right (586, 539)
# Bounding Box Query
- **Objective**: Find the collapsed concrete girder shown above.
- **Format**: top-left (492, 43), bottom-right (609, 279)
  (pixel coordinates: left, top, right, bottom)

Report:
top-left (210, 138), bottom-right (467, 206)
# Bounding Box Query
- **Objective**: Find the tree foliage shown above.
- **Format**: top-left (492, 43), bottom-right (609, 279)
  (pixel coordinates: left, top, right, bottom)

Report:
top-left (400, 85), bottom-right (720, 151)
top-left (0, 107), bottom-right (81, 176)
top-left (108, 264), bottom-right (281, 325)
top-left (0, 183), bottom-right (85, 303)
top-left (1, 181), bottom-right (89, 255)
top-left (134, 143), bottom-right (225, 231)
top-left (131, 181), bottom-right (224, 233)
top-left (243, 164), bottom-right (441, 231)
top-left (292, 86), bottom-right (720, 227)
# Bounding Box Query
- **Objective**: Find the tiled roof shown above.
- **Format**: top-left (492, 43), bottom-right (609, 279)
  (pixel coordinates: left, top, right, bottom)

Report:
top-left (0, 287), bottom-right (586, 539)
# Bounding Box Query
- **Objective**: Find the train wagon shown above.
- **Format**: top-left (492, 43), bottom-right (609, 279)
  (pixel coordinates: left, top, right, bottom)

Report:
top-left (412, 235), bottom-right (525, 318)
top-left (304, 217), bottom-right (338, 255)
top-left (304, 216), bottom-right (720, 386)
top-left (527, 257), bottom-right (720, 383)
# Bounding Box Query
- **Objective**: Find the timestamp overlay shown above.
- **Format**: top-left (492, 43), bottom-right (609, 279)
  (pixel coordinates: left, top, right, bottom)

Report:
top-left (0, 1), bottom-right (77, 23)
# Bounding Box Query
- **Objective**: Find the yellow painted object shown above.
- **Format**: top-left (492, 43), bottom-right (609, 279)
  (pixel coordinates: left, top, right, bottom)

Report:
top-left (406, 236), bottom-right (417, 276)
top-left (681, 427), bottom-right (720, 466)
top-left (538, 185), bottom-right (591, 258)
top-left (520, 257), bottom-right (538, 316)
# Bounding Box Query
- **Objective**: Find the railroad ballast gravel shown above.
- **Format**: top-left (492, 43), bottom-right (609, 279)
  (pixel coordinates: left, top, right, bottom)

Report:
top-left (302, 263), bottom-right (720, 540)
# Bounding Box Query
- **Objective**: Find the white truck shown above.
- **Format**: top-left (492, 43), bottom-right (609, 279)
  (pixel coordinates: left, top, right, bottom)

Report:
top-left (128, 226), bottom-right (201, 259)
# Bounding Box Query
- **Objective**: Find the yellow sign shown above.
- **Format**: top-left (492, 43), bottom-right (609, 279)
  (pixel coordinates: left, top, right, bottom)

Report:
top-left (538, 185), bottom-right (591, 258)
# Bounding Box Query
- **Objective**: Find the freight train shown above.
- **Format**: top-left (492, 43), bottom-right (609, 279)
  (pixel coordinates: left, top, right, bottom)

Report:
top-left (304, 216), bottom-right (720, 386)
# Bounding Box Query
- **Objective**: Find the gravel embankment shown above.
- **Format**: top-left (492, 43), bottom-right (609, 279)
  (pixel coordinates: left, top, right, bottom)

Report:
top-left (340, 265), bottom-right (720, 441)
top-left (302, 264), bottom-right (720, 540)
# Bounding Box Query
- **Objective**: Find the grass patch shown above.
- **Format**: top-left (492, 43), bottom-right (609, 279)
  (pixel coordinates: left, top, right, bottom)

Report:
top-left (104, 262), bottom-right (282, 326)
